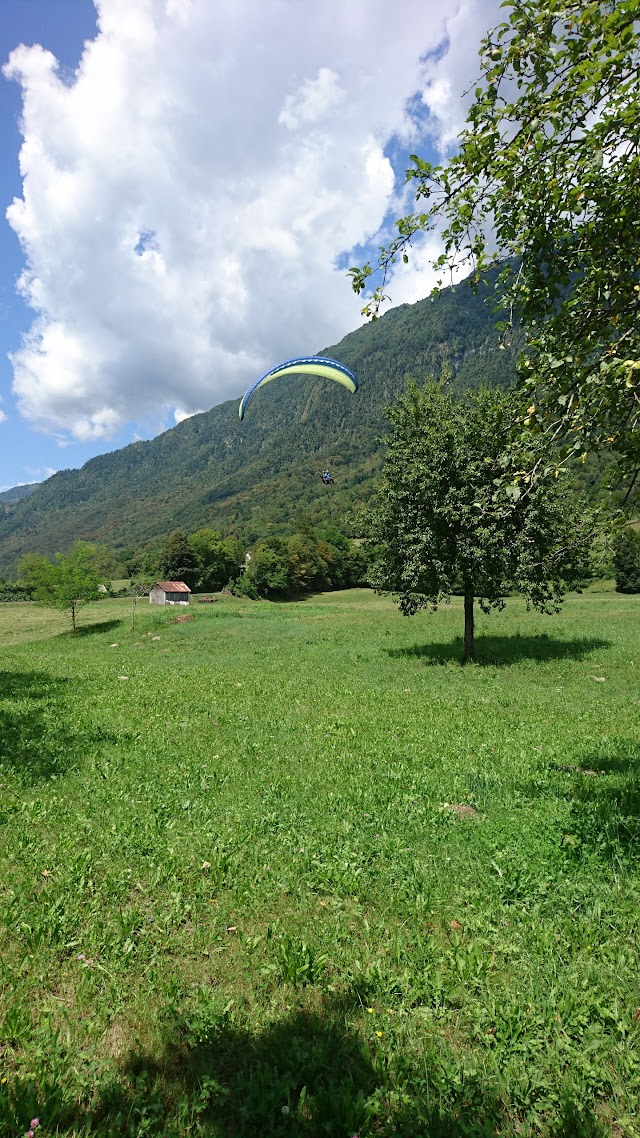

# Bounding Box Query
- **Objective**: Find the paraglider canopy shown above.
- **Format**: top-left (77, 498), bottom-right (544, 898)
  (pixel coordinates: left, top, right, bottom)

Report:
top-left (238, 356), bottom-right (357, 420)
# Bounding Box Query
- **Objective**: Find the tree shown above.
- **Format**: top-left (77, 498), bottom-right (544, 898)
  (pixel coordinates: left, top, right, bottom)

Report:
top-left (129, 575), bottom-right (154, 629)
top-left (613, 526), bottom-right (640, 593)
top-left (157, 530), bottom-right (202, 591)
top-left (350, 1), bottom-right (640, 482)
top-left (365, 380), bottom-right (593, 662)
top-left (247, 539), bottom-right (292, 597)
top-left (189, 529), bottom-right (243, 591)
top-left (18, 542), bottom-right (104, 631)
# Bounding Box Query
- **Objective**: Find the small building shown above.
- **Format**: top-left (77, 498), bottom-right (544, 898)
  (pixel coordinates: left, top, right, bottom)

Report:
top-left (149, 580), bottom-right (191, 605)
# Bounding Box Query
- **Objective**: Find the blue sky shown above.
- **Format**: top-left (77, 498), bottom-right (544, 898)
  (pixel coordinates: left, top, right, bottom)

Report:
top-left (0, 0), bottom-right (498, 493)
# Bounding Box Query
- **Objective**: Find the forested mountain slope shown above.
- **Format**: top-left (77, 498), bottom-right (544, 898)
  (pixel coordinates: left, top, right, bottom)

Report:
top-left (0, 483), bottom-right (39, 507)
top-left (0, 276), bottom-right (519, 575)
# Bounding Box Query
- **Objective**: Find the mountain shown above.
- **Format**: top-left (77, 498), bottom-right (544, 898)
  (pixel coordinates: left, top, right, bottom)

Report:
top-left (0, 275), bottom-right (520, 576)
top-left (0, 483), bottom-right (40, 507)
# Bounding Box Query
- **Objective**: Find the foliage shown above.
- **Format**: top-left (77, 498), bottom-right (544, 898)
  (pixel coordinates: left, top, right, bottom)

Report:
top-left (365, 379), bottom-right (594, 660)
top-left (0, 582), bottom-right (35, 603)
top-left (350, 0), bottom-right (640, 476)
top-left (247, 539), bottom-right (293, 597)
top-left (17, 542), bottom-right (105, 631)
top-left (189, 529), bottom-right (243, 591)
top-left (157, 530), bottom-right (202, 591)
top-left (241, 530), bottom-right (368, 599)
top-left (613, 526), bottom-right (640, 593)
top-left (1, 589), bottom-right (640, 1135)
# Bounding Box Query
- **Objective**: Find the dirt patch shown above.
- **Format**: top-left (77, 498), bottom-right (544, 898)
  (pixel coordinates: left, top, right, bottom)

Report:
top-left (103, 1018), bottom-right (130, 1060)
top-left (172, 613), bottom-right (194, 624)
top-left (445, 803), bottom-right (478, 819)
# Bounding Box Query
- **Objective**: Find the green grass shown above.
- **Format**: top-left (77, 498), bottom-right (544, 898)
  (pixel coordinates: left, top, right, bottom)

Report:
top-left (1, 589), bottom-right (639, 1137)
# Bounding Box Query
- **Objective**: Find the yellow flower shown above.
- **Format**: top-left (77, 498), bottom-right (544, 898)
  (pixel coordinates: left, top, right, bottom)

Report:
top-left (376, 1031), bottom-right (383, 1038)
top-left (367, 1007), bottom-right (374, 1014)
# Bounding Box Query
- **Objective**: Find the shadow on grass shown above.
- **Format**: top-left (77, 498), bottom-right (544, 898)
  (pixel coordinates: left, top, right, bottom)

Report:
top-left (0, 668), bottom-right (117, 783)
top-left (1, 997), bottom-right (610, 1138)
top-left (387, 633), bottom-right (610, 667)
top-left (554, 738), bottom-right (640, 862)
top-left (59, 618), bottom-right (123, 638)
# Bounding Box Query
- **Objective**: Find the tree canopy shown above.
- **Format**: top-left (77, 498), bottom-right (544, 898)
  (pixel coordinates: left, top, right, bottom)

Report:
top-left (613, 526), bottom-right (640, 593)
top-left (18, 542), bottom-right (105, 631)
top-left (365, 380), bottom-right (594, 662)
top-left (157, 530), bottom-right (202, 591)
top-left (351, 0), bottom-right (640, 480)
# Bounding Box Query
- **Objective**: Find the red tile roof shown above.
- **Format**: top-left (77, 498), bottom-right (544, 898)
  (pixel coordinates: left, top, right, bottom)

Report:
top-left (155, 581), bottom-right (191, 592)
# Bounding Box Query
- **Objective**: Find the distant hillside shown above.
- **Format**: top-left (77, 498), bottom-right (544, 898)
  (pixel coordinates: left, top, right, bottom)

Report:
top-left (0, 275), bottom-right (520, 576)
top-left (0, 483), bottom-right (40, 507)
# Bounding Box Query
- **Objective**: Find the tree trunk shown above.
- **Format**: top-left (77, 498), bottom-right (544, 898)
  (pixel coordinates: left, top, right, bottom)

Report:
top-left (71, 603), bottom-right (76, 633)
top-left (463, 583), bottom-right (475, 664)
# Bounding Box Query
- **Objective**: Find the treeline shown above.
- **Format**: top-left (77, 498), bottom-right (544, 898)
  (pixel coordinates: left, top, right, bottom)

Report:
top-left (234, 530), bottom-right (368, 598)
top-left (125, 524), bottom-right (369, 599)
top-left (1, 521), bottom-right (369, 609)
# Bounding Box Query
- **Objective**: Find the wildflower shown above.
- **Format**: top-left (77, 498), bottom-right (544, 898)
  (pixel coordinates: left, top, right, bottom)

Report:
top-left (30, 1121), bottom-right (40, 1130)
top-left (367, 1007), bottom-right (374, 1014)
top-left (376, 1031), bottom-right (383, 1038)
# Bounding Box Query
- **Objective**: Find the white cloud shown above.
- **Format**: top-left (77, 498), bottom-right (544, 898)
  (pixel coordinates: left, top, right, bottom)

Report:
top-left (173, 405), bottom-right (203, 424)
top-left (0, 410), bottom-right (7, 425)
top-left (4, 0), bottom-right (500, 441)
top-left (278, 68), bottom-right (344, 131)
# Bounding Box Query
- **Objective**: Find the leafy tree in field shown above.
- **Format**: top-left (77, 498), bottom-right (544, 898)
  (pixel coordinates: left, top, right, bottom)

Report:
top-left (247, 540), bottom-right (292, 597)
top-left (350, 0), bottom-right (640, 481)
top-left (18, 542), bottom-right (104, 631)
top-left (189, 529), bottom-right (243, 591)
top-left (157, 530), bottom-right (201, 591)
top-left (286, 534), bottom-right (330, 592)
top-left (365, 381), bottom-right (593, 662)
top-left (613, 527), bottom-right (640, 593)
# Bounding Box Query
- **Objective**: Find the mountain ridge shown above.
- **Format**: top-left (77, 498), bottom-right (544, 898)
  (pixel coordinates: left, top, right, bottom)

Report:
top-left (0, 483), bottom-right (40, 508)
top-left (0, 275), bottom-right (519, 575)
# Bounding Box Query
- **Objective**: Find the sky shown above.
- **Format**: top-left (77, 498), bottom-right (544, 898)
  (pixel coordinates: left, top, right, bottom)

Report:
top-left (0, 0), bottom-right (502, 492)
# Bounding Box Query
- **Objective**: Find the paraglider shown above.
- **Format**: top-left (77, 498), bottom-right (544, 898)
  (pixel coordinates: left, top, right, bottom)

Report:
top-left (320, 470), bottom-right (334, 485)
top-left (238, 356), bottom-right (358, 421)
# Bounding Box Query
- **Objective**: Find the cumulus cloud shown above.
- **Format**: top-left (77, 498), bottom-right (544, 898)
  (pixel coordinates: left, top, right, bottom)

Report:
top-left (4, 0), bottom-right (501, 441)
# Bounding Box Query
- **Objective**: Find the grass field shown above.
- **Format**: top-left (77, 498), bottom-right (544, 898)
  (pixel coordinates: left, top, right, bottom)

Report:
top-left (1, 588), bottom-right (639, 1137)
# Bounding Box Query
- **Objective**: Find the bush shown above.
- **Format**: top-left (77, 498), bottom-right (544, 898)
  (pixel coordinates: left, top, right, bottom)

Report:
top-left (229, 573), bottom-right (258, 599)
top-left (0, 584), bottom-right (35, 603)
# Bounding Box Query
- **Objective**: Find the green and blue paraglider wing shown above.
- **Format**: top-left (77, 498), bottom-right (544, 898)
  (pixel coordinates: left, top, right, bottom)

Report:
top-left (238, 356), bottom-right (357, 420)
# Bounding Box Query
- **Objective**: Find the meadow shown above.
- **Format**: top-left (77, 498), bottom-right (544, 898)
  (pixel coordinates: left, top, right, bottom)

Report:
top-left (1, 588), bottom-right (639, 1137)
